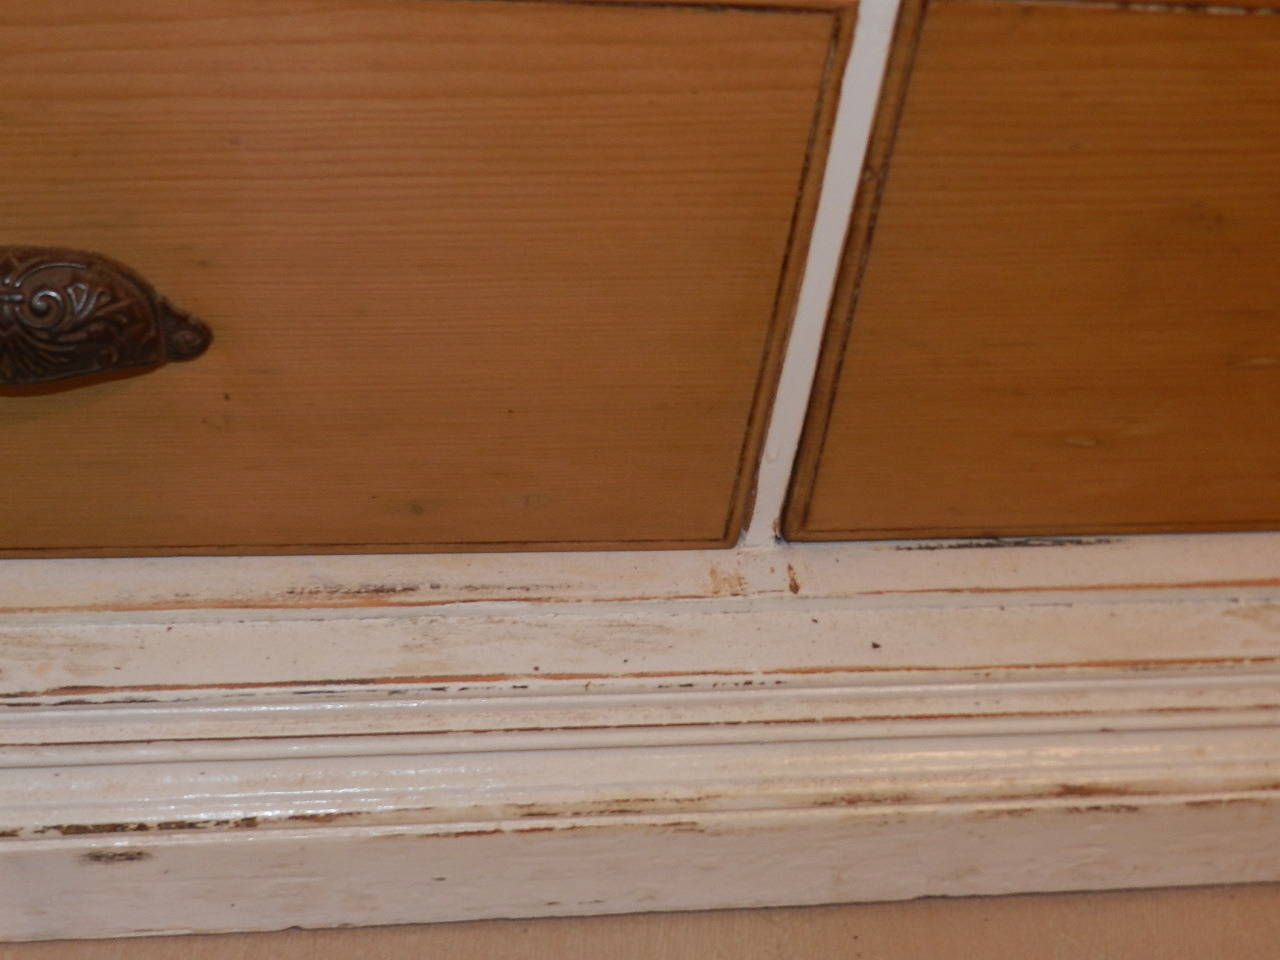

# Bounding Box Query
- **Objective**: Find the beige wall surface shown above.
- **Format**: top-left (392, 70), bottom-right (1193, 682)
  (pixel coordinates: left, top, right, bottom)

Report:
top-left (5, 884), bottom-right (1279, 960)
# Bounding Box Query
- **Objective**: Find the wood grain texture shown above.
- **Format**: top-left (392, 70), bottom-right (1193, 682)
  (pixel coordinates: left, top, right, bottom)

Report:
top-left (0, 0), bottom-right (845, 555)
top-left (787, 0), bottom-right (1280, 540)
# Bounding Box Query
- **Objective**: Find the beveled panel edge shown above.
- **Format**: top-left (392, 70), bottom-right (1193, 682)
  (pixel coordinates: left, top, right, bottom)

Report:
top-left (0, 0), bottom-right (854, 559)
top-left (719, 4), bottom-right (858, 544)
top-left (781, 0), bottom-right (928, 540)
top-left (781, 0), bottom-right (1280, 542)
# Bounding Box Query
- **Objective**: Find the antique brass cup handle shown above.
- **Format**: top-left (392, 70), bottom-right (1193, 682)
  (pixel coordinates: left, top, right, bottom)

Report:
top-left (0, 247), bottom-right (212, 386)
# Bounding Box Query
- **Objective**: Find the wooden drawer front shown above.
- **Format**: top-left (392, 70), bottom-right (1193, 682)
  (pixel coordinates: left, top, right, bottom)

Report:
top-left (786, 0), bottom-right (1280, 541)
top-left (1, 0), bottom-right (844, 556)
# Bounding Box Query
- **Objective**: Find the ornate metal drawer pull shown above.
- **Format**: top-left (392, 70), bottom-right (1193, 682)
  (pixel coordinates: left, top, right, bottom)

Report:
top-left (0, 247), bottom-right (212, 386)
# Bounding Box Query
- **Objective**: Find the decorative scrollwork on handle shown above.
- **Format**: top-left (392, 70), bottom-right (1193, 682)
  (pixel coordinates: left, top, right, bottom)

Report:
top-left (0, 247), bottom-right (212, 386)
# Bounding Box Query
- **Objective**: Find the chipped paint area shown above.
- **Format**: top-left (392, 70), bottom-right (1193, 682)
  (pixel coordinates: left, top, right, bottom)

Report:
top-left (707, 563), bottom-right (748, 598)
top-left (8, 723), bottom-right (1280, 844)
top-left (12, 778), bottom-right (1280, 843)
top-left (5, 593), bottom-right (1280, 706)
top-left (10, 800), bottom-right (1280, 943)
top-left (8, 672), bottom-right (1280, 762)
top-left (81, 850), bottom-right (151, 864)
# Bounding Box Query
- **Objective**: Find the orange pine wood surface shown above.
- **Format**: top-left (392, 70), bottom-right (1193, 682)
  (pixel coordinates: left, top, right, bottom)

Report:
top-left (0, 0), bottom-right (845, 555)
top-left (787, 0), bottom-right (1280, 541)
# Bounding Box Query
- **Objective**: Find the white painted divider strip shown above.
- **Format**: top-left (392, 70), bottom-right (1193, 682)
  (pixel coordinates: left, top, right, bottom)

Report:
top-left (744, 0), bottom-right (904, 544)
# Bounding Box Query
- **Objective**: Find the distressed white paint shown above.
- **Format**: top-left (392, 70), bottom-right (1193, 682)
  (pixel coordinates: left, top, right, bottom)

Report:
top-left (10, 666), bottom-right (1280, 760)
top-left (5, 723), bottom-right (1280, 941)
top-left (3, 538), bottom-right (1280, 939)
top-left (10, 797), bottom-right (1280, 942)
top-left (9, 727), bottom-right (1280, 835)
top-left (5, 531), bottom-right (1280, 615)
top-left (5, 568), bottom-right (1280, 701)
top-left (5, 0), bottom-right (1280, 940)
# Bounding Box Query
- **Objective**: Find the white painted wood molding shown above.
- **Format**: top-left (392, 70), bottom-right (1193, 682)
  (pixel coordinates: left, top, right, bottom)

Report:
top-left (4, 535), bottom-right (1280, 940)
top-left (6, 0), bottom-right (1280, 941)
top-left (8, 729), bottom-right (1280, 941)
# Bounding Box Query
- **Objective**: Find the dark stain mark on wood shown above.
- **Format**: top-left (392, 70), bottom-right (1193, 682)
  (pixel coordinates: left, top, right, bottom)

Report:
top-left (36, 817), bottom-right (261, 837)
top-left (895, 537), bottom-right (1116, 552)
top-left (360, 819), bottom-right (711, 843)
top-left (82, 850), bottom-right (152, 864)
top-left (42, 823), bottom-right (151, 836)
top-left (282, 812), bottom-right (359, 825)
top-left (1183, 794), bottom-right (1280, 809)
top-left (1, 696), bottom-right (167, 709)
top-left (9, 656), bottom-right (1280, 703)
top-left (787, 565), bottom-right (801, 594)
top-left (1053, 783), bottom-right (1136, 799)
top-left (812, 793), bottom-right (913, 807)
top-left (161, 817), bottom-right (259, 831)
top-left (973, 806), bottom-right (1039, 819)
top-left (509, 795), bottom-right (719, 820)
top-left (440, 828), bottom-right (503, 838)
top-left (283, 583), bottom-right (420, 598)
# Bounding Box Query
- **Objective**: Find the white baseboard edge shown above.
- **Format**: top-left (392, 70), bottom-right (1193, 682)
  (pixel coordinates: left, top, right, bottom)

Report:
top-left (5, 669), bottom-right (1280, 940)
top-left (10, 777), bottom-right (1280, 943)
top-left (5, 537), bottom-right (1280, 941)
